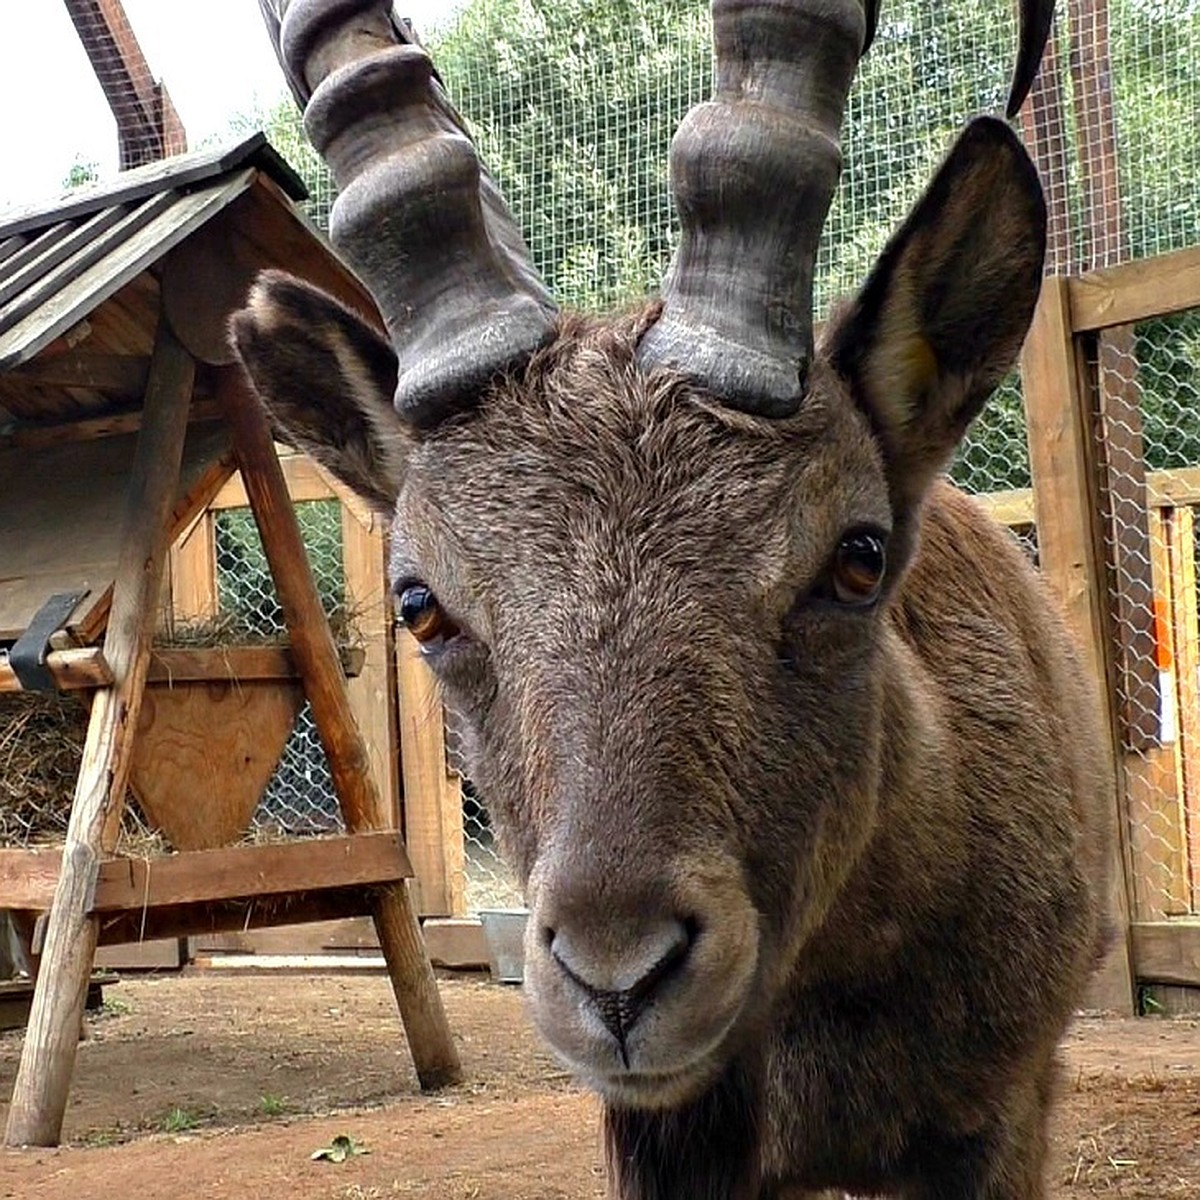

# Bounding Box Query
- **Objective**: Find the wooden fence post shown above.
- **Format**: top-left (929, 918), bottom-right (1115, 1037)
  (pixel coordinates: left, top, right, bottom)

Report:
top-left (4, 320), bottom-right (195, 1146)
top-left (1020, 277), bottom-right (1136, 1012)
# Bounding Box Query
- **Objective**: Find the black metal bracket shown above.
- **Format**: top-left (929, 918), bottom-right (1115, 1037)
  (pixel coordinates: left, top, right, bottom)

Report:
top-left (8, 590), bottom-right (88, 692)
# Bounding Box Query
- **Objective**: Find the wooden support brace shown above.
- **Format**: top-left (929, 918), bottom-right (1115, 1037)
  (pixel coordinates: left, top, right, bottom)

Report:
top-left (215, 367), bottom-right (461, 1090)
top-left (4, 319), bottom-right (194, 1147)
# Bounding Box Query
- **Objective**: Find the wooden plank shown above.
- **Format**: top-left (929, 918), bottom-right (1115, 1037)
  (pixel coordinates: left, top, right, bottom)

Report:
top-left (94, 938), bottom-right (184, 971)
top-left (91, 832), bottom-right (411, 912)
top-left (1121, 508), bottom-right (1190, 918)
top-left (0, 205), bottom-right (133, 310)
top-left (1130, 920), bottom-right (1200, 988)
top-left (212, 454), bottom-right (338, 509)
top-left (0, 171), bottom-right (255, 372)
top-left (5, 352), bottom-right (150, 395)
top-left (343, 505), bottom-right (402, 832)
top-left (92, 885), bottom-right (383, 947)
top-left (216, 366), bottom-right (461, 1091)
top-left (0, 222), bottom-right (77, 300)
top-left (4, 318), bottom-right (194, 1148)
top-left (1019, 277), bottom-right (1135, 1012)
top-left (1069, 245), bottom-right (1200, 333)
top-left (0, 234), bottom-right (28, 266)
top-left (971, 487), bottom-right (1035, 528)
top-left (0, 191), bottom-right (179, 339)
top-left (1094, 326), bottom-right (1159, 750)
top-left (0, 399), bottom-right (219, 452)
top-left (129, 678), bottom-right (304, 850)
top-left (423, 918), bottom-right (489, 970)
top-left (0, 849), bottom-right (66, 910)
top-left (0, 833), bottom-right (409, 915)
top-left (1167, 507), bottom-right (1200, 914)
top-left (168, 511), bottom-right (218, 626)
top-left (0, 648), bottom-right (113, 693)
top-left (396, 633), bottom-right (462, 918)
top-left (0, 133), bottom-right (304, 242)
top-left (0, 420), bottom-right (231, 642)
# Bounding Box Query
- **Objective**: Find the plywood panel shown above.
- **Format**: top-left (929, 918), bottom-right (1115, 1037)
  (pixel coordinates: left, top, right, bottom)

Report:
top-left (129, 678), bottom-right (303, 850)
top-left (0, 421), bottom-right (228, 640)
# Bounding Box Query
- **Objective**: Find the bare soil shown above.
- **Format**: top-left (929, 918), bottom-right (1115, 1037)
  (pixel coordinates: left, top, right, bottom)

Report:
top-left (0, 972), bottom-right (1196, 1198)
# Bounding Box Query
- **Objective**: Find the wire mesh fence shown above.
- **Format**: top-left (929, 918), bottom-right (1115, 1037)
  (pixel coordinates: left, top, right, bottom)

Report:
top-left (17, 1), bottom-right (1199, 916)
top-left (213, 501), bottom-right (347, 839)
top-left (1094, 310), bottom-right (1200, 920)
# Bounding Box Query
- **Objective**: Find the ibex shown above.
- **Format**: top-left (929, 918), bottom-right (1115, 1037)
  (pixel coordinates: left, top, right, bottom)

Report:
top-left (235, 2), bottom-right (1109, 1196)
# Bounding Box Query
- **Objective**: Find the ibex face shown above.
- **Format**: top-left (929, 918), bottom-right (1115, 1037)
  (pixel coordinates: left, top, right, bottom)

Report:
top-left (237, 0), bottom-right (1053, 1128)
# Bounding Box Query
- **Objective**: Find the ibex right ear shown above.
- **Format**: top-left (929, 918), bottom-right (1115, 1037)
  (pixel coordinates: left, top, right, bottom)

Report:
top-left (828, 117), bottom-right (1046, 516)
top-left (230, 271), bottom-right (410, 513)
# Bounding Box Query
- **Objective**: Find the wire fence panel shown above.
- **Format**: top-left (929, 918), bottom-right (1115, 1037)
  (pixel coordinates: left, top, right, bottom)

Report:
top-left (24, 2), bottom-right (1199, 916)
top-left (213, 500), bottom-right (347, 838)
top-left (1094, 310), bottom-right (1200, 921)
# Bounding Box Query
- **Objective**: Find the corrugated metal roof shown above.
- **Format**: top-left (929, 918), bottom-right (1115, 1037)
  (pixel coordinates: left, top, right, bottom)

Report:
top-left (0, 134), bottom-right (307, 373)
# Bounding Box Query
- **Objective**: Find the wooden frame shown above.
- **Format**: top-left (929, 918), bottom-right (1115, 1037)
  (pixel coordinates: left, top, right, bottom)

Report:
top-left (1019, 245), bottom-right (1200, 1005)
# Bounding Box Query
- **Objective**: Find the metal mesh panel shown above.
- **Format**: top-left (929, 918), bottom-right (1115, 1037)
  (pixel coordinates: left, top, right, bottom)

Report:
top-left (213, 500), bottom-right (347, 837)
top-left (1096, 311), bottom-right (1200, 920)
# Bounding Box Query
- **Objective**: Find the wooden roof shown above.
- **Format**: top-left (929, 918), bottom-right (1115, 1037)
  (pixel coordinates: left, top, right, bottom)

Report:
top-left (0, 133), bottom-right (381, 645)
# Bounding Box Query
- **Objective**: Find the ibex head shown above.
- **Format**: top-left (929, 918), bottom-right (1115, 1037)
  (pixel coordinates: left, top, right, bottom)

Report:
top-left (235, 1), bottom-right (1049, 1111)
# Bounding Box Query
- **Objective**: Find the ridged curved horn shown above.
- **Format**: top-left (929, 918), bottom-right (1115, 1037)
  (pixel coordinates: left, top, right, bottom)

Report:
top-left (1007, 0), bottom-right (1056, 119)
top-left (256, 0), bottom-right (557, 427)
top-left (637, 0), bottom-right (1056, 417)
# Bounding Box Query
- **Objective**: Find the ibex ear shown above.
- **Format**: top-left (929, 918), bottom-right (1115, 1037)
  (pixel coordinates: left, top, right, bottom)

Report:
top-left (828, 117), bottom-right (1046, 514)
top-left (230, 271), bottom-right (410, 512)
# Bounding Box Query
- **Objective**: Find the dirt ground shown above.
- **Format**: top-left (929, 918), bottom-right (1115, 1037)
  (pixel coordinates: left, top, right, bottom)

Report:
top-left (0, 971), bottom-right (1196, 1199)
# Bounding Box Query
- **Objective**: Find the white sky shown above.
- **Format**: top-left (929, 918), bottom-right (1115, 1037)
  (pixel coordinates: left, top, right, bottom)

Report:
top-left (0, 1), bottom-right (463, 209)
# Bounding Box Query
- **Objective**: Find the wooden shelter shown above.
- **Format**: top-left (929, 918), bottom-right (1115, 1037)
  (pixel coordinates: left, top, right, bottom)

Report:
top-left (0, 135), bottom-right (460, 1146)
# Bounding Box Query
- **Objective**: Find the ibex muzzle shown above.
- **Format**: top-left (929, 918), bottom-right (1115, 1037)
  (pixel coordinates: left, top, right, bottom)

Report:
top-left (234, 3), bottom-right (1106, 1197)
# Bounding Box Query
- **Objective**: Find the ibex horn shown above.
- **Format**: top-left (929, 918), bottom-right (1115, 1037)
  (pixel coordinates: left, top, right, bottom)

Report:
top-left (254, 0), bottom-right (557, 427)
top-left (637, 0), bottom-right (1055, 417)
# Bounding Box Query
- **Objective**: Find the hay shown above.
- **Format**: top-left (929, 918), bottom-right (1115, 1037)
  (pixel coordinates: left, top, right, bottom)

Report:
top-left (0, 692), bottom-right (87, 845)
top-left (158, 603), bottom-right (363, 650)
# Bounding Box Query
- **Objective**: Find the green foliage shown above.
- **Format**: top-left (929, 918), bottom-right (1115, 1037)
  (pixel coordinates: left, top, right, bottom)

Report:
top-left (236, 0), bottom-right (1197, 495)
top-left (160, 1107), bottom-right (200, 1134)
top-left (62, 157), bottom-right (99, 190)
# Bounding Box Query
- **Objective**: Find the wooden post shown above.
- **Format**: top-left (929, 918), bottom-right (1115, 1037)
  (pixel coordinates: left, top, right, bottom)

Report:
top-left (1020, 277), bottom-right (1136, 1011)
top-left (215, 368), bottom-right (461, 1090)
top-left (4, 320), bottom-right (194, 1147)
top-left (342, 504), bottom-right (402, 828)
top-left (396, 634), bottom-right (467, 918)
top-left (168, 511), bottom-right (218, 627)
top-left (1166, 507), bottom-right (1200, 913)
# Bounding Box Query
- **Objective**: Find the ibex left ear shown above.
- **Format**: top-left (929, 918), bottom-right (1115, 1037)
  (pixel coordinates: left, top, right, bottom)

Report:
top-left (828, 116), bottom-right (1046, 514)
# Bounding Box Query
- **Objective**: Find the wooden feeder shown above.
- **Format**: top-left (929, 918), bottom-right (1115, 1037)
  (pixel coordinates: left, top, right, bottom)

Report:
top-left (0, 136), bottom-right (461, 1146)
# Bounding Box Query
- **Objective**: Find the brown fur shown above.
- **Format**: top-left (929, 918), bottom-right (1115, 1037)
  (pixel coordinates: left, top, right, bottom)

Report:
top-left (231, 119), bottom-right (1107, 1199)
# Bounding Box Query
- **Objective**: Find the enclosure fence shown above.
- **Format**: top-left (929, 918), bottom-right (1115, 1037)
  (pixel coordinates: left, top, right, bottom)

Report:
top-left (38, 1), bottom-right (1200, 952)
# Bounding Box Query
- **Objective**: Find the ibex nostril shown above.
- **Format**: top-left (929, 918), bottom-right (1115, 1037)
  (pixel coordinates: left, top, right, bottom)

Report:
top-left (547, 916), bottom-right (694, 1048)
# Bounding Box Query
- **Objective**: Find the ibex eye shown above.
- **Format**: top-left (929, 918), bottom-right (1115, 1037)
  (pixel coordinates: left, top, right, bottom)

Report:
top-left (395, 583), bottom-right (460, 649)
top-left (831, 531), bottom-right (887, 607)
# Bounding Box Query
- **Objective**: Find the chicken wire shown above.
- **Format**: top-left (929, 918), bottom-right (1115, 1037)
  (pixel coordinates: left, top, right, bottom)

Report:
top-left (1095, 311), bottom-right (1200, 920)
top-left (43, 2), bottom-right (1198, 914)
top-left (213, 501), bottom-right (347, 838)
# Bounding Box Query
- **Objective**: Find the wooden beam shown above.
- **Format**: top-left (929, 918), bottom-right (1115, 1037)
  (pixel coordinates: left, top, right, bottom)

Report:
top-left (215, 366), bottom-right (461, 1091)
top-left (5, 318), bottom-right (194, 1148)
top-left (92, 885), bottom-right (385, 947)
top-left (0, 646), bottom-right (365, 695)
top-left (6, 352), bottom-right (150, 395)
top-left (397, 633), bottom-right (466, 918)
top-left (0, 399), bottom-right (219, 453)
top-left (211, 453), bottom-right (338, 509)
top-left (1130, 920), bottom-right (1200, 988)
top-left (0, 833), bottom-right (409, 914)
top-left (1019, 277), bottom-right (1135, 1012)
top-left (0, 648), bottom-right (113, 693)
top-left (1068, 245), bottom-right (1200, 333)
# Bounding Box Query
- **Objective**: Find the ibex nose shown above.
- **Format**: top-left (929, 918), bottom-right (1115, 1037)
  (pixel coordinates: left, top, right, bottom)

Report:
top-left (544, 916), bottom-right (695, 1056)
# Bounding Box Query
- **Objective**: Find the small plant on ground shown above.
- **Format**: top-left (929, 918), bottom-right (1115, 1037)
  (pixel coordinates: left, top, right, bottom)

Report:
top-left (160, 1107), bottom-right (199, 1134)
top-left (259, 1093), bottom-right (288, 1116)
